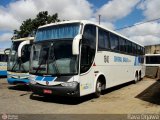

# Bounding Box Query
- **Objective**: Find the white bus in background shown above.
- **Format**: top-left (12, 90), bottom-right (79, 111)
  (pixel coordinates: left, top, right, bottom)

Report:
top-left (29, 20), bottom-right (145, 98)
top-left (145, 54), bottom-right (160, 66)
top-left (0, 51), bottom-right (8, 77)
top-left (145, 54), bottom-right (160, 79)
top-left (7, 37), bottom-right (34, 84)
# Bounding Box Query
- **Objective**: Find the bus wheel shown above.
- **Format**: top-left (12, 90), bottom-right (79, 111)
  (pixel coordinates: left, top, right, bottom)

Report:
top-left (94, 80), bottom-right (102, 98)
top-left (134, 73), bottom-right (138, 84)
top-left (138, 72), bottom-right (141, 81)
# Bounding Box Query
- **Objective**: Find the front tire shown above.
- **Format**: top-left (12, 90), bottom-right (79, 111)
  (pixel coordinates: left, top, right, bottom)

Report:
top-left (94, 80), bottom-right (102, 98)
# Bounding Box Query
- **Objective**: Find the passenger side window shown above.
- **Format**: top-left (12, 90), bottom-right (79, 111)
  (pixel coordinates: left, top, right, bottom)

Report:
top-left (126, 41), bottom-right (132, 54)
top-left (119, 37), bottom-right (126, 52)
top-left (143, 48), bottom-right (145, 55)
top-left (110, 33), bottom-right (119, 51)
top-left (137, 46), bottom-right (141, 55)
top-left (132, 43), bottom-right (137, 55)
top-left (98, 28), bottom-right (110, 50)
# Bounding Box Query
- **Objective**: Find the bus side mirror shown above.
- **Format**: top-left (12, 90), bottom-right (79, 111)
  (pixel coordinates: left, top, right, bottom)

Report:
top-left (72, 34), bottom-right (82, 55)
top-left (4, 48), bottom-right (11, 55)
top-left (18, 40), bottom-right (31, 58)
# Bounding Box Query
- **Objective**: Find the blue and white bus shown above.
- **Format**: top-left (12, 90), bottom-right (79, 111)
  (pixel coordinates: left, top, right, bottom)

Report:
top-left (0, 51), bottom-right (8, 77)
top-left (7, 37), bottom-right (34, 84)
top-left (29, 20), bottom-right (145, 97)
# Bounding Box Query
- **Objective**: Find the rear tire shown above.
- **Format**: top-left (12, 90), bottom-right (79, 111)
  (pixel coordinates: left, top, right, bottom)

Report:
top-left (134, 73), bottom-right (138, 84)
top-left (94, 80), bottom-right (102, 98)
top-left (138, 72), bottom-right (141, 81)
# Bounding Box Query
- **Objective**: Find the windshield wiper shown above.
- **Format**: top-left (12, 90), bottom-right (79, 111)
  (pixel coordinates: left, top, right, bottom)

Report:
top-left (11, 57), bottom-right (26, 72)
top-left (35, 57), bottom-right (47, 74)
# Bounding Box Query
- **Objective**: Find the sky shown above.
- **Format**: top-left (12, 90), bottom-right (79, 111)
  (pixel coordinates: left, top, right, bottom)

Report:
top-left (0, 0), bottom-right (160, 49)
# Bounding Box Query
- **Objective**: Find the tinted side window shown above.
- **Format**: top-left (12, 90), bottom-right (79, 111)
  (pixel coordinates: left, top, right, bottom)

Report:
top-left (143, 48), bottom-right (145, 55)
top-left (126, 41), bottom-right (132, 54)
top-left (141, 47), bottom-right (145, 55)
top-left (80, 25), bottom-right (96, 73)
top-left (82, 25), bottom-right (96, 48)
top-left (137, 45), bottom-right (141, 55)
top-left (139, 46), bottom-right (142, 55)
top-left (110, 33), bottom-right (119, 51)
top-left (119, 37), bottom-right (126, 52)
top-left (132, 43), bottom-right (137, 55)
top-left (98, 28), bottom-right (110, 50)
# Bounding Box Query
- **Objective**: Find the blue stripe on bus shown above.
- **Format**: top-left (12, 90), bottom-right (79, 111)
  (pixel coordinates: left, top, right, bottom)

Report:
top-left (43, 77), bottom-right (56, 81)
top-left (35, 76), bottom-right (43, 81)
top-left (7, 78), bottom-right (29, 84)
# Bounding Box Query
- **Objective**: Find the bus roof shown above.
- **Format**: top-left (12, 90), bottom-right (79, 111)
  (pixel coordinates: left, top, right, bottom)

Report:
top-left (38, 20), bottom-right (144, 47)
top-left (12, 37), bottom-right (34, 42)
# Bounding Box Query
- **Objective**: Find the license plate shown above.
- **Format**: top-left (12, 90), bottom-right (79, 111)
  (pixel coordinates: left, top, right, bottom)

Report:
top-left (43, 89), bottom-right (52, 94)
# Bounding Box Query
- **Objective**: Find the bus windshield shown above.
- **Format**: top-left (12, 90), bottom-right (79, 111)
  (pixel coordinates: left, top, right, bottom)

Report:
top-left (30, 40), bottom-right (78, 75)
top-left (8, 41), bottom-right (31, 72)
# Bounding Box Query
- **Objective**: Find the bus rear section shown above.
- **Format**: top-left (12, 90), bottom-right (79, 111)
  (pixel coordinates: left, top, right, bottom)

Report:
top-left (7, 37), bottom-right (34, 84)
top-left (0, 51), bottom-right (8, 77)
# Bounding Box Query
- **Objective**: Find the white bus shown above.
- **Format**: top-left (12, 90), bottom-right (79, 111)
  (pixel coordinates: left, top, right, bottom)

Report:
top-left (145, 54), bottom-right (160, 66)
top-left (7, 37), bottom-right (34, 84)
top-left (144, 54), bottom-right (160, 79)
top-left (29, 20), bottom-right (145, 97)
top-left (0, 51), bottom-right (8, 77)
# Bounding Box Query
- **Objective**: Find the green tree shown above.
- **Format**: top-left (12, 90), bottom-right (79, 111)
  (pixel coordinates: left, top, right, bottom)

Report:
top-left (13, 11), bottom-right (60, 39)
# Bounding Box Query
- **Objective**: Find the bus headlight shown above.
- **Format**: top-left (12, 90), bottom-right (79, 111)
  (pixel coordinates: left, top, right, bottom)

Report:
top-left (61, 81), bottom-right (78, 87)
top-left (29, 75), bottom-right (36, 84)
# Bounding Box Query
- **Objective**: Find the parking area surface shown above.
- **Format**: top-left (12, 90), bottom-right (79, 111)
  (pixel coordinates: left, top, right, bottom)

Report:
top-left (0, 77), bottom-right (160, 114)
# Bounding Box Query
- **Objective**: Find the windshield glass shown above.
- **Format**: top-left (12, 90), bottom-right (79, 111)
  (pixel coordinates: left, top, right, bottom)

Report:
top-left (30, 40), bottom-right (78, 75)
top-left (8, 41), bottom-right (31, 72)
top-left (35, 23), bottom-right (80, 41)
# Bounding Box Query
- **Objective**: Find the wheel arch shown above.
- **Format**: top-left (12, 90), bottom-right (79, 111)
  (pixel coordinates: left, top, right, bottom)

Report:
top-left (94, 73), bottom-right (106, 92)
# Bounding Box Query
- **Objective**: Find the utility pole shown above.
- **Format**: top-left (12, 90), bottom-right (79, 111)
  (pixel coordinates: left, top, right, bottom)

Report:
top-left (99, 15), bottom-right (101, 25)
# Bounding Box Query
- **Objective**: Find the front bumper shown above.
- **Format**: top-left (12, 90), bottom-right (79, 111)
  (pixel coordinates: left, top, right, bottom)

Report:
top-left (29, 83), bottom-right (80, 97)
top-left (7, 78), bottom-right (29, 84)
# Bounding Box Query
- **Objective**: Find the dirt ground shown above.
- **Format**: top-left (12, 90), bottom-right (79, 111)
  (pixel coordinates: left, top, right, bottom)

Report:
top-left (0, 77), bottom-right (160, 115)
